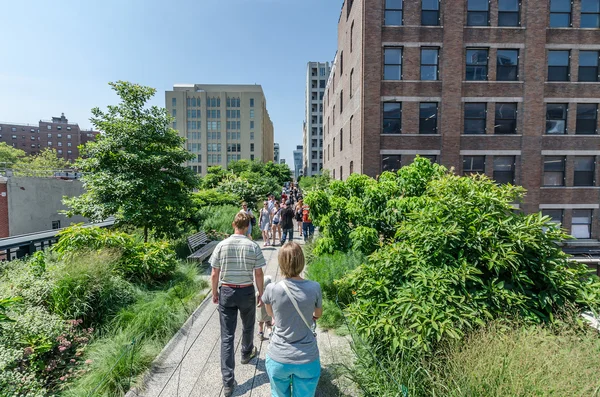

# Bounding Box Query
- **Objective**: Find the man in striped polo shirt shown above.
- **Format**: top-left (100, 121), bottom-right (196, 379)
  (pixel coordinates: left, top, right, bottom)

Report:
top-left (210, 211), bottom-right (266, 397)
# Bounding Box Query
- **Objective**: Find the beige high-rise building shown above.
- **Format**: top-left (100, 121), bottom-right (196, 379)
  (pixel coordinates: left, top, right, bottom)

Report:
top-left (166, 84), bottom-right (274, 175)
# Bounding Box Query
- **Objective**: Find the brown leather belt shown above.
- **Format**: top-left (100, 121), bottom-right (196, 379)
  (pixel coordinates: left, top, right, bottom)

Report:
top-left (221, 283), bottom-right (253, 289)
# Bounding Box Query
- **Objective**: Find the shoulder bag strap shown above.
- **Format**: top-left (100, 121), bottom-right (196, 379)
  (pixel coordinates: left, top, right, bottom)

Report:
top-left (280, 280), bottom-right (313, 332)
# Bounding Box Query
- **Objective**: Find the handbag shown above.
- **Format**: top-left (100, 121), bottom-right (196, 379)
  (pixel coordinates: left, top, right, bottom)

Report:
top-left (280, 280), bottom-right (317, 337)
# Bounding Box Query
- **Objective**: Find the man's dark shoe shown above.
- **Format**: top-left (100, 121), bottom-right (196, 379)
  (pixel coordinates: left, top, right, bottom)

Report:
top-left (241, 346), bottom-right (258, 364)
top-left (223, 380), bottom-right (237, 397)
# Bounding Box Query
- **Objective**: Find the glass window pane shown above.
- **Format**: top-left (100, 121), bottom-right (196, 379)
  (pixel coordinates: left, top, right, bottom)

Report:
top-left (385, 49), bottom-right (402, 64)
top-left (579, 67), bottom-right (598, 82)
top-left (421, 66), bottom-right (437, 80)
top-left (582, 0), bottom-right (600, 12)
top-left (497, 50), bottom-right (518, 65)
top-left (550, 0), bottom-right (571, 12)
top-left (546, 120), bottom-right (566, 134)
top-left (385, 10), bottom-right (403, 25)
top-left (575, 157), bottom-right (595, 171)
top-left (467, 49), bottom-right (488, 65)
top-left (386, 0), bottom-right (403, 8)
top-left (496, 103), bottom-right (517, 118)
top-left (580, 51), bottom-right (599, 67)
top-left (465, 103), bottom-right (486, 118)
top-left (497, 66), bottom-right (518, 81)
top-left (494, 156), bottom-right (514, 170)
top-left (467, 11), bottom-right (489, 26)
top-left (571, 225), bottom-right (591, 239)
top-left (542, 209), bottom-right (563, 224)
top-left (578, 104), bottom-right (597, 120)
top-left (421, 10), bottom-right (440, 25)
top-left (547, 103), bottom-right (567, 119)
top-left (382, 155), bottom-right (402, 172)
top-left (498, 12), bottom-right (519, 26)
top-left (468, 0), bottom-right (489, 10)
top-left (544, 172), bottom-right (564, 185)
top-left (422, 0), bottom-right (439, 10)
top-left (544, 157), bottom-right (565, 171)
top-left (573, 210), bottom-right (592, 223)
top-left (580, 14), bottom-right (600, 28)
top-left (420, 103), bottom-right (437, 118)
top-left (548, 51), bottom-right (569, 66)
top-left (384, 65), bottom-right (401, 80)
top-left (421, 49), bottom-right (438, 64)
top-left (384, 103), bottom-right (401, 117)
top-left (550, 14), bottom-right (570, 27)
top-left (498, 0), bottom-right (519, 11)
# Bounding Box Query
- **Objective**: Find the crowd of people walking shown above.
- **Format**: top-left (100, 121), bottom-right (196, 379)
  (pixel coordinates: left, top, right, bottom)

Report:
top-left (209, 183), bottom-right (322, 397)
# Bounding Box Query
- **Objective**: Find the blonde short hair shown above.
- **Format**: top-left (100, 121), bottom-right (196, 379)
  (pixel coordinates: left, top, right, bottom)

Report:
top-left (278, 242), bottom-right (305, 278)
top-left (233, 212), bottom-right (250, 229)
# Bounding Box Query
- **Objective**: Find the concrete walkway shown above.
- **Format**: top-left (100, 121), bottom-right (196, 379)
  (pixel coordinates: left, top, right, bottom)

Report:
top-left (126, 235), bottom-right (357, 397)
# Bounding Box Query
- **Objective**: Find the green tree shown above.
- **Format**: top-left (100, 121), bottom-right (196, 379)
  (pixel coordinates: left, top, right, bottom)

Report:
top-left (13, 148), bottom-right (70, 177)
top-left (63, 81), bottom-right (198, 241)
top-left (0, 142), bottom-right (25, 168)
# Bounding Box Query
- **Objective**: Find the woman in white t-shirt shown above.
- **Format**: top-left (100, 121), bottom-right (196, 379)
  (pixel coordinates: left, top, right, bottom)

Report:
top-left (271, 201), bottom-right (282, 246)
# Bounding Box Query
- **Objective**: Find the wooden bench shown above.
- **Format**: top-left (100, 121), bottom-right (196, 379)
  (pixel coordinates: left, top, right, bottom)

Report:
top-left (187, 231), bottom-right (220, 262)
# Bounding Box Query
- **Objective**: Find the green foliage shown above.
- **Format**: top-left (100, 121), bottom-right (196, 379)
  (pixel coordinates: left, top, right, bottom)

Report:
top-left (306, 250), bottom-right (366, 302)
top-left (63, 263), bottom-right (208, 397)
top-left (192, 189), bottom-right (238, 207)
top-left (0, 297), bottom-right (21, 323)
top-left (13, 148), bottom-right (70, 177)
top-left (201, 165), bottom-right (228, 189)
top-left (0, 142), bottom-right (26, 168)
top-left (53, 225), bottom-right (177, 283)
top-left (227, 159), bottom-right (292, 187)
top-left (63, 81), bottom-right (198, 241)
top-left (306, 157), bottom-right (600, 356)
top-left (298, 169), bottom-right (331, 192)
top-left (196, 205), bottom-right (261, 240)
top-left (48, 251), bottom-right (136, 323)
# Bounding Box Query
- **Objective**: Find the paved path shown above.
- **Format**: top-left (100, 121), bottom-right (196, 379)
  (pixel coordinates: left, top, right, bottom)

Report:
top-left (126, 235), bottom-right (357, 397)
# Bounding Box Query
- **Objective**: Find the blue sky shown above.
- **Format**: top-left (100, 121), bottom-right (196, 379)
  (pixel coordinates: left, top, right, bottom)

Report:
top-left (0, 0), bottom-right (341, 165)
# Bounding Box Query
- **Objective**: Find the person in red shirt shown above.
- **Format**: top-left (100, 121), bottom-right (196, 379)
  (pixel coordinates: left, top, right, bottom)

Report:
top-left (302, 203), bottom-right (314, 241)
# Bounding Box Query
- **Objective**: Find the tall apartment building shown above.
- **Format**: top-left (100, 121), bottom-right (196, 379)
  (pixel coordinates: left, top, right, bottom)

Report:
top-left (293, 145), bottom-right (303, 180)
top-left (323, 0), bottom-right (600, 245)
top-left (166, 84), bottom-right (274, 175)
top-left (304, 62), bottom-right (331, 176)
top-left (0, 114), bottom-right (100, 162)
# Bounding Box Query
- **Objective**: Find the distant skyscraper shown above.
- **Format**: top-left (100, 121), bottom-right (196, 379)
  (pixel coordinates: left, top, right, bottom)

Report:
top-left (274, 142), bottom-right (280, 163)
top-left (303, 62), bottom-right (330, 176)
top-left (166, 84), bottom-right (274, 175)
top-left (280, 158), bottom-right (286, 164)
top-left (293, 145), bottom-right (303, 181)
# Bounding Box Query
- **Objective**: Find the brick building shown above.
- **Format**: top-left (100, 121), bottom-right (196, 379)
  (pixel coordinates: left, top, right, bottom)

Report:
top-left (323, 0), bottom-right (600, 244)
top-left (0, 114), bottom-right (100, 162)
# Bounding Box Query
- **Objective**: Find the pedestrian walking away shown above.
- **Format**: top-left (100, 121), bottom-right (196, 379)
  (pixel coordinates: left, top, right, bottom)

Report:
top-left (210, 212), bottom-right (266, 397)
top-left (301, 202), bottom-right (314, 241)
top-left (280, 200), bottom-right (295, 244)
top-left (240, 202), bottom-right (255, 240)
top-left (262, 242), bottom-right (322, 397)
top-left (271, 201), bottom-right (282, 246)
top-left (295, 199), bottom-right (304, 237)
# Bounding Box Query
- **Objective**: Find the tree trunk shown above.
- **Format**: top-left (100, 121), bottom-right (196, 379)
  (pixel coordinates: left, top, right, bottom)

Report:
top-left (144, 226), bottom-right (148, 243)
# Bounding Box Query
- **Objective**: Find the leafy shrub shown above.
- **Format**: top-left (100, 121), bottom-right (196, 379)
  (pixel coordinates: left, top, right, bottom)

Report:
top-left (192, 189), bottom-right (239, 207)
top-left (306, 250), bottom-right (365, 301)
top-left (306, 158), bottom-right (600, 356)
top-left (53, 225), bottom-right (177, 283)
top-left (198, 205), bottom-right (261, 240)
top-left (48, 251), bottom-right (136, 323)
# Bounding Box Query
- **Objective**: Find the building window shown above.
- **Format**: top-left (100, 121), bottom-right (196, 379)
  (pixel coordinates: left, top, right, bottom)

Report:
top-left (464, 103), bottom-right (487, 134)
top-left (250, 143), bottom-right (255, 152)
top-left (172, 109), bottom-right (176, 117)
top-left (340, 90), bottom-right (343, 113)
top-left (382, 155), bottom-right (401, 172)
top-left (421, 0), bottom-right (440, 25)
top-left (498, 0), bottom-right (520, 26)
top-left (47, 125), bottom-right (51, 130)
top-left (340, 166), bottom-right (343, 180)
top-left (383, 102), bottom-right (402, 134)
top-left (548, 50), bottom-right (570, 81)
top-left (172, 98), bottom-right (176, 107)
top-left (384, 0), bottom-right (403, 25)
top-left (542, 209), bottom-right (563, 226)
top-left (579, 51), bottom-right (599, 82)
top-left (581, 0), bottom-right (600, 28)
top-left (420, 47), bottom-right (439, 80)
top-left (350, 21), bottom-right (354, 52)
top-left (422, 155), bottom-right (437, 163)
top-left (550, 0), bottom-right (572, 27)
top-left (495, 103), bottom-right (517, 134)
top-left (340, 129), bottom-right (343, 151)
top-left (543, 156), bottom-right (566, 186)
top-left (250, 98), bottom-right (255, 107)
top-left (574, 156), bottom-right (596, 186)
top-left (497, 49), bottom-right (519, 81)
top-left (384, 48), bottom-right (402, 80)
top-left (572, 210), bottom-right (593, 239)
top-left (57, 126), bottom-right (62, 130)
top-left (52, 220), bottom-right (61, 230)
top-left (546, 103), bottom-right (568, 134)
top-left (328, 144), bottom-right (330, 160)
top-left (250, 110), bottom-right (255, 119)
top-left (350, 69), bottom-right (354, 97)
top-left (333, 138), bottom-right (336, 156)
top-left (493, 156), bottom-right (515, 184)
top-left (463, 156), bottom-right (485, 175)
top-left (419, 102), bottom-right (438, 134)
top-left (466, 48), bottom-right (488, 81)
top-left (576, 104), bottom-right (598, 134)
top-left (320, 80), bottom-right (326, 89)
top-left (250, 131), bottom-right (254, 140)
top-left (350, 161), bottom-right (354, 174)
top-left (467, 0), bottom-right (489, 26)
top-left (173, 121), bottom-right (177, 129)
